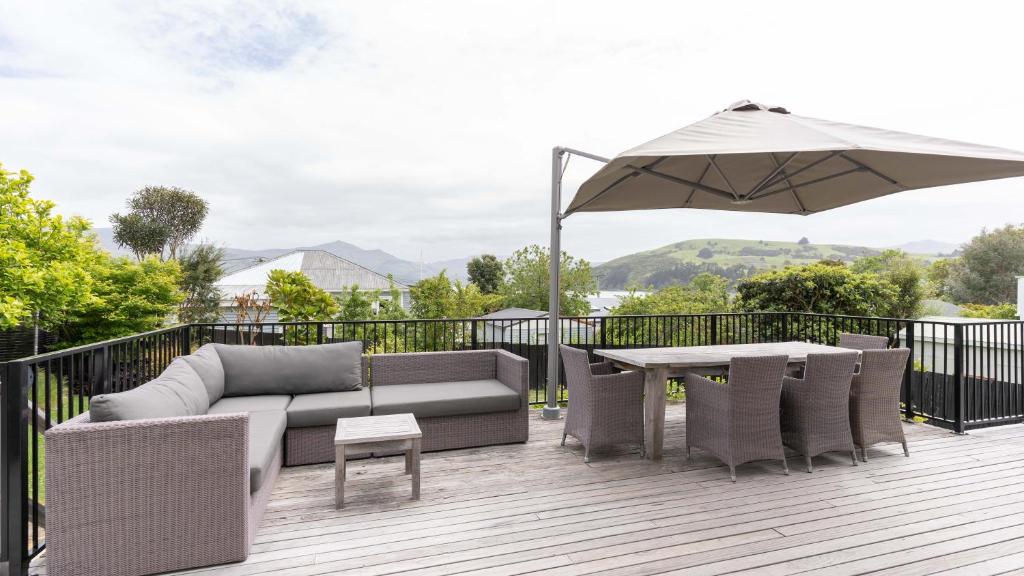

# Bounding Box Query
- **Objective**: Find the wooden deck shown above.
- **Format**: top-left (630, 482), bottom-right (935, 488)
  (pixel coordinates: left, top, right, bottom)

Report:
top-left (36, 404), bottom-right (1024, 575)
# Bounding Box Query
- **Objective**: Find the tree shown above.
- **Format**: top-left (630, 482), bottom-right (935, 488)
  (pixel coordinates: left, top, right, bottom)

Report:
top-left (734, 262), bottom-right (899, 317)
top-left (612, 273), bottom-right (730, 316)
top-left (850, 249), bottom-right (925, 318)
top-left (410, 271), bottom-right (501, 319)
top-left (57, 256), bottom-right (183, 346)
top-left (960, 303), bottom-right (1018, 320)
top-left (946, 225), bottom-right (1024, 304)
top-left (798, 237), bottom-right (810, 245)
top-left (337, 285), bottom-right (376, 321)
top-left (500, 245), bottom-right (596, 316)
top-left (926, 258), bottom-right (956, 301)
top-left (0, 164), bottom-right (99, 330)
top-left (110, 186), bottom-right (209, 260)
top-left (467, 254), bottom-right (504, 294)
top-left (264, 269), bottom-right (339, 321)
top-left (697, 247), bottom-right (714, 259)
top-left (177, 244), bottom-right (224, 323)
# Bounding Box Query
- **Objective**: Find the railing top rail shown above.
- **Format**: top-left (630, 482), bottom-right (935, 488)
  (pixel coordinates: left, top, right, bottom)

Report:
top-left (6, 324), bottom-right (187, 364)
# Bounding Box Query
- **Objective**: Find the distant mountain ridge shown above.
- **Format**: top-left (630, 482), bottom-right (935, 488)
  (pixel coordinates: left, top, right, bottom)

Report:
top-left (91, 229), bottom-right (471, 285)
top-left (595, 238), bottom-right (946, 290)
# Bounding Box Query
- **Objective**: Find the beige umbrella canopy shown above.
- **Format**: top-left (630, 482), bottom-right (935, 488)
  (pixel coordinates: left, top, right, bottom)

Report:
top-left (565, 100), bottom-right (1024, 216)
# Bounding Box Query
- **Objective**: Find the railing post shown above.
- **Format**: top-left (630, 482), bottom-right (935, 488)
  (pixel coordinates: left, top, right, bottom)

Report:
top-left (316, 323), bottom-right (324, 345)
top-left (470, 321), bottom-right (479, 350)
top-left (91, 347), bottom-right (109, 396)
top-left (710, 314), bottom-right (718, 346)
top-left (780, 312), bottom-right (789, 342)
top-left (180, 324), bottom-right (191, 357)
top-left (2, 361), bottom-right (29, 576)
top-left (599, 317), bottom-right (607, 349)
top-left (903, 321), bottom-right (915, 421)
top-left (953, 324), bottom-right (966, 434)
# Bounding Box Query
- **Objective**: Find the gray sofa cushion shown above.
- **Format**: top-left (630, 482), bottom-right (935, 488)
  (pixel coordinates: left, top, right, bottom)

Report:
top-left (248, 410), bottom-right (286, 493)
top-left (213, 342), bottom-right (363, 397)
top-left (208, 395), bottom-right (292, 415)
top-left (90, 359), bottom-right (209, 422)
top-left (180, 344), bottom-right (225, 404)
top-left (371, 380), bottom-right (520, 419)
top-left (286, 390), bottom-right (372, 428)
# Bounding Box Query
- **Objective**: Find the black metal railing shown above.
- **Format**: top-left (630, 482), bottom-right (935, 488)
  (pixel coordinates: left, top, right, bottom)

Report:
top-left (2, 312), bottom-right (1023, 574)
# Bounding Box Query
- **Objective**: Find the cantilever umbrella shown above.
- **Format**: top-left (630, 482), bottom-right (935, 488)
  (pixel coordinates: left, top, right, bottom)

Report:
top-left (543, 100), bottom-right (1024, 419)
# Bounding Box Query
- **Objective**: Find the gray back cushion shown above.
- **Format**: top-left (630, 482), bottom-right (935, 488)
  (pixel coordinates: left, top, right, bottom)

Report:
top-left (213, 342), bottom-right (363, 397)
top-left (180, 344), bottom-right (225, 404)
top-left (90, 359), bottom-right (210, 422)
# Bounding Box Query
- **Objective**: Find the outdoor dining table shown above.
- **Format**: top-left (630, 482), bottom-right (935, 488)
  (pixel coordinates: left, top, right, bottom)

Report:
top-left (594, 341), bottom-right (859, 460)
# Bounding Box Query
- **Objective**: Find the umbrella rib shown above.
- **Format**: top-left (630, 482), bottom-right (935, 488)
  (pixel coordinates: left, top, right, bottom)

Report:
top-left (681, 161), bottom-right (713, 207)
top-left (839, 153), bottom-right (906, 189)
top-left (566, 156), bottom-right (670, 215)
top-left (705, 155), bottom-right (741, 199)
top-left (767, 152), bottom-right (808, 213)
top-left (753, 166), bottom-right (865, 199)
top-left (750, 151), bottom-right (843, 199)
top-left (746, 152), bottom-right (799, 198)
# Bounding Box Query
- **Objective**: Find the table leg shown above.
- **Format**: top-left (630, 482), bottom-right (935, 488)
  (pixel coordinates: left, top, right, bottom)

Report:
top-left (644, 367), bottom-right (669, 460)
top-left (411, 438), bottom-right (421, 500)
top-left (335, 444), bottom-right (347, 509)
top-left (405, 443), bottom-right (412, 475)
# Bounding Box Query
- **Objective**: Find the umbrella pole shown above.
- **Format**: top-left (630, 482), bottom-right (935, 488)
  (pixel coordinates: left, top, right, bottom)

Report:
top-left (543, 146), bottom-right (565, 420)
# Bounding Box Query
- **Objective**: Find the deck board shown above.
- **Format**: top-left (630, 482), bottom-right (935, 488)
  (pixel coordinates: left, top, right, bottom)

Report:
top-left (30, 404), bottom-right (1024, 575)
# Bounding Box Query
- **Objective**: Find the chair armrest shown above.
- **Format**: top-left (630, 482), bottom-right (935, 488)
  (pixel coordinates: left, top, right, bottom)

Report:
top-left (45, 413), bottom-right (251, 574)
top-left (590, 361), bottom-right (616, 376)
top-left (495, 349), bottom-right (530, 406)
top-left (685, 373), bottom-right (729, 411)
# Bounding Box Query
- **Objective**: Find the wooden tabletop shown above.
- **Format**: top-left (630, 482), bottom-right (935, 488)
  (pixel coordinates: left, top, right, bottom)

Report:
top-left (594, 341), bottom-right (856, 369)
top-left (335, 413), bottom-right (422, 444)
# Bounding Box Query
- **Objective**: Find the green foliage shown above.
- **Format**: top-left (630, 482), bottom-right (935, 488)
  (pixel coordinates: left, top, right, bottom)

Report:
top-left (926, 258), bottom-right (956, 301)
top-left (613, 273), bottom-right (730, 316)
top-left (337, 285), bottom-right (376, 321)
top-left (265, 269), bottom-right (339, 322)
top-left (849, 249), bottom-right (925, 318)
top-left (696, 247), bottom-right (714, 259)
top-left (110, 186), bottom-right (209, 260)
top-left (960, 303), bottom-right (1018, 320)
top-left (0, 164), bottom-right (99, 330)
top-left (607, 273), bottom-right (730, 347)
top-left (177, 244), bottom-right (224, 323)
top-left (410, 270), bottom-right (502, 319)
top-left (735, 262), bottom-right (900, 317)
top-left (946, 225), bottom-right (1024, 305)
top-left (500, 245), bottom-right (596, 316)
top-left (57, 256), bottom-right (183, 346)
top-left (467, 254), bottom-right (504, 294)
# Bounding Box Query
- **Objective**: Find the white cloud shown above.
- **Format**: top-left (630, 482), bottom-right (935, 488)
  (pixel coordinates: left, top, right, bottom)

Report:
top-left (3, 0), bottom-right (1024, 263)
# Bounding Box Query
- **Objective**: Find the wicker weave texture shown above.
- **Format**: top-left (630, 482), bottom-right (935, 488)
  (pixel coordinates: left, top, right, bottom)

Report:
top-left (369, 349), bottom-right (529, 451)
top-left (560, 346), bottom-right (644, 459)
top-left (286, 425), bottom-right (371, 465)
top-left (249, 444), bottom-right (281, 546)
top-left (850, 348), bottom-right (911, 451)
top-left (780, 352), bottom-right (859, 460)
top-left (838, 333), bottom-right (890, 350)
top-left (686, 355), bottom-right (789, 475)
top-left (45, 413), bottom-right (251, 576)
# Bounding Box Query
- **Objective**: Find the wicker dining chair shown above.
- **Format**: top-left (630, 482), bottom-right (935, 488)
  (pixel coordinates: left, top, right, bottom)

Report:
top-left (559, 345), bottom-right (644, 463)
top-left (849, 348), bottom-right (912, 462)
top-left (838, 333), bottom-right (889, 351)
top-left (685, 355), bottom-right (790, 482)
top-left (780, 352), bottom-right (860, 472)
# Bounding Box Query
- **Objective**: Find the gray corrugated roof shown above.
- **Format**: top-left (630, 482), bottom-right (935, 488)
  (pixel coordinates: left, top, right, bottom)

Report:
top-left (480, 308), bottom-right (547, 320)
top-left (217, 250), bottom-right (409, 299)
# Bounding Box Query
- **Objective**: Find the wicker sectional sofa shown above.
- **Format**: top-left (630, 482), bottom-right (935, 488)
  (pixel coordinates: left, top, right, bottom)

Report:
top-left (44, 344), bottom-right (529, 576)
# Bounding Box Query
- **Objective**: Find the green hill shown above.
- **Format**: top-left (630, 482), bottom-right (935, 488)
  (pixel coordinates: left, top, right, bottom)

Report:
top-left (595, 238), bottom-right (936, 290)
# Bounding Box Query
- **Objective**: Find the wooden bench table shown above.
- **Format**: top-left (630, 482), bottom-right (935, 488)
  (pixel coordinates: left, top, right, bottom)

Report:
top-left (334, 413), bottom-right (422, 509)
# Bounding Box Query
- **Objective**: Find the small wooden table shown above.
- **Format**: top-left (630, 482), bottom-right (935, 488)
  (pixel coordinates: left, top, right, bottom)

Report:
top-left (595, 342), bottom-right (859, 461)
top-left (334, 413), bottom-right (422, 509)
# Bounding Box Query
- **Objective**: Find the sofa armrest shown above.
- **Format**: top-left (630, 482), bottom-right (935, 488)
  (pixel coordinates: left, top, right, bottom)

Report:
top-left (45, 412), bottom-right (251, 575)
top-left (494, 349), bottom-right (530, 407)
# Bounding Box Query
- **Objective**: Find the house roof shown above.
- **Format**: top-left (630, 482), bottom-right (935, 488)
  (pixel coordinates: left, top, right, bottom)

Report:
top-left (480, 308), bottom-right (548, 320)
top-left (216, 250), bottom-right (408, 300)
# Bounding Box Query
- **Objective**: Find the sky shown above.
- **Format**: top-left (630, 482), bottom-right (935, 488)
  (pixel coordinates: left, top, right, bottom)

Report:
top-left (3, 1), bottom-right (1024, 264)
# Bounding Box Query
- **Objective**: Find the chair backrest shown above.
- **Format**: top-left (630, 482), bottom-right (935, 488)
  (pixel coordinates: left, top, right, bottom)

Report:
top-left (801, 351), bottom-right (859, 393)
top-left (560, 345), bottom-right (594, 388)
top-left (838, 333), bottom-right (889, 351)
top-left (853, 348), bottom-right (911, 402)
top-left (727, 355), bottom-right (789, 408)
